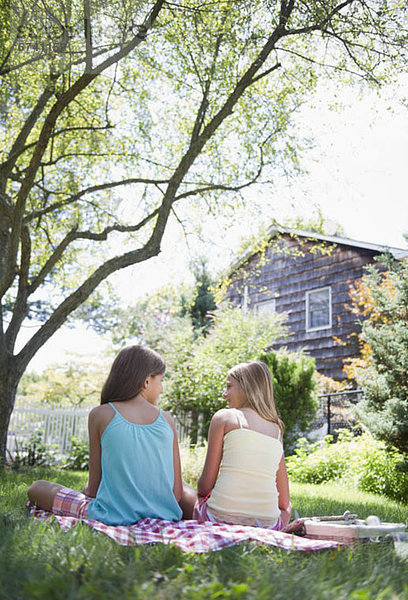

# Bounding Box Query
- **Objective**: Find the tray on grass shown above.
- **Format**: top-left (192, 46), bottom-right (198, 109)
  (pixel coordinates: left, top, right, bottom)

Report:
top-left (285, 511), bottom-right (406, 544)
top-left (303, 519), bottom-right (406, 544)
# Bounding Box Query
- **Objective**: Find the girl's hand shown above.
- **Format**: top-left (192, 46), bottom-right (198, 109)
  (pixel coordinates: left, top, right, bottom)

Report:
top-left (280, 502), bottom-right (292, 527)
top-left (82, 480), bottom-right (95, 498)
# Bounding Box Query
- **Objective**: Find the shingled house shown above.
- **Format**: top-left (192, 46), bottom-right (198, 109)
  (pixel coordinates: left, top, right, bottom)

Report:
top-left (224, 227), bottom-right (408, 380)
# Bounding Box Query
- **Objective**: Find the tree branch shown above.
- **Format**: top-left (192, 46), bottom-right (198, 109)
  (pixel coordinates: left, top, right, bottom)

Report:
top-left (16, 212), bottom-right (163, 372)
top-left (28, 207), bottom-right (160, 295)
top-left (0, 0), bottom-right (166, 302)
top-left (189, 29), bottom-right (225, 144)
top-left (248, 61), bottom-right (281, 86)
top-left (274, 44), bottom-right (368, 80)
top-left (283, 0), bottom-right (355, 36)
top-left (325, 28), bottom-right (381, 84)
top-left (5, 226), bottom-right (31, 350)
top-left (0, 85), bottom-right (55, 181)
top-left (171, 205), bottom-right (193, 253)
top-left (23, 177), bottom-right (169, 223)
top-left (2, 124), bottom-right (113, 174)
top-left (84, 0), bottom-right (93, 72)
top-left (174, 163), bottom-right (264, 202)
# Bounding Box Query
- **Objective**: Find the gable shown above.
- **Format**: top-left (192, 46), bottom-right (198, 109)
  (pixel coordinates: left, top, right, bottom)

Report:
top-left (225, 232), bottom-right (384, 380)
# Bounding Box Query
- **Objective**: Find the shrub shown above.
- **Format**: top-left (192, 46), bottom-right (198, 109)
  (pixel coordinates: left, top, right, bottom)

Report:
top-left (63, 437), bottom-right (89, 471)
top-left (163, 306), bottom-right (286, 440)
top-left (287, 431), bottom-right (408, 502)
top-left (346, 257), bottom-right (408, 469)
top-left (260, 350), bottom-right (318, 450)
top-left (10, 430), bottom-right (57, 469)
top-left (286, 435), bottom-right (351, 484)
top-left (354, 443), bottom-right (408, 501)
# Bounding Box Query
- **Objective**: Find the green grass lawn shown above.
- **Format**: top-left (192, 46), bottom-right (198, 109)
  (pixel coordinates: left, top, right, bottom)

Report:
top-left (1, 467), bottom-right (407, 600)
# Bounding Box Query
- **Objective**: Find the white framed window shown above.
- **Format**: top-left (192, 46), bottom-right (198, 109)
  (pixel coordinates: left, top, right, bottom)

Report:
top-left (306, 287), bottom-right (332, 332)
top-left (255, 298), bottom-right (276, 315)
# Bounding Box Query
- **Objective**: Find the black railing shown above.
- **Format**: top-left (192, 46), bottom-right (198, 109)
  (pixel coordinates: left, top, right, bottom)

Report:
top-left (313, 389), bottom-right (364, 438)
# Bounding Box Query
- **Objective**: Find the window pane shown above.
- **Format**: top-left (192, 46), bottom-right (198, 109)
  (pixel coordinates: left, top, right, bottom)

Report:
top-left (308, 289), bottom-right (330, 329)
top-left (256, 299), bottom-right (276, 314)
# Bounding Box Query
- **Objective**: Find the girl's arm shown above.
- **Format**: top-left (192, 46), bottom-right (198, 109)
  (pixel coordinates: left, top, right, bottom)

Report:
top-left (276, 454), bottom-right (292, 526)
top-left (83, 407), bottom-right (103, 497)
top-left (197, 410), bottom-right (226, 497)
top-left (162, 411), bottom-right (183, 501)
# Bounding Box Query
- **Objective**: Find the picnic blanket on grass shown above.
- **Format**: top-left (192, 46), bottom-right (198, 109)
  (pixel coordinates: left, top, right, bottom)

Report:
top-left (27, 505), bottom-right (340, 553)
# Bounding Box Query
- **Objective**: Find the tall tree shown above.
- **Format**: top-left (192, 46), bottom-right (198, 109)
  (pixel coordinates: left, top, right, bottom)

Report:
top-left (187, 259), bottom-right (216, 335)
top-left (347, 255), bottom-right (408, 468)
top-left (0, 0), bottom-right (407, 460)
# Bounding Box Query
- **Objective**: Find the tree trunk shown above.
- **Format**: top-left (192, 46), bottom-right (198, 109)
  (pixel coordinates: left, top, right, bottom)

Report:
top-left (0, 358), bottom-right (20, 463)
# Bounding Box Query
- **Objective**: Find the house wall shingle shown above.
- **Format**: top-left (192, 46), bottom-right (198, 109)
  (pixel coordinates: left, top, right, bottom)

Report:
top-left (225, 233), bottom-right (381, 380)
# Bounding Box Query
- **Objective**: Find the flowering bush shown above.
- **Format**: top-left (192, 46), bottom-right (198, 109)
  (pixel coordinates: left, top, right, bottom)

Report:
top-left (63, 436), bottom-right (90, 471)
top-left (286, 435), bottom-right (351, 484)
top-left (287, 431), bottom-right (408, 502)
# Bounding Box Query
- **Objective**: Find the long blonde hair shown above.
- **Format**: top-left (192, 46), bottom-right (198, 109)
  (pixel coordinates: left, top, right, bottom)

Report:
top-left (229, 360), bottom-right (283, 435)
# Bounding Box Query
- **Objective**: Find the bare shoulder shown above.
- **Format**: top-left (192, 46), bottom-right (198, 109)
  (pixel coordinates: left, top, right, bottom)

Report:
top-left (89, 403), bottom-right (113, 418)
top-left (210, 408), bottom-right (234, 430)
top-left (161, 409), bottom-right (176, 430)
top-left (211, 408), bottom-right (230, 423)
top-left (88, 404), bottom-right (114, 429)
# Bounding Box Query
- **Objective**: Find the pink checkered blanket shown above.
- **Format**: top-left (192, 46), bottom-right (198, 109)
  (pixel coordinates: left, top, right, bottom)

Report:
top-left (27, 506), bottom-right (340, 553)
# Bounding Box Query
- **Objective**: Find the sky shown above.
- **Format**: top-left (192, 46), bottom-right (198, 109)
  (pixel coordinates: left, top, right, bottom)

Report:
top-left (19, 76), bottom-right (408, 372)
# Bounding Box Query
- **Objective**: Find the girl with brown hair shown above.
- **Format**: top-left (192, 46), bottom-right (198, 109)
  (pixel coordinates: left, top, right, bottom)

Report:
top-left (28, 345), bottom-right (183, 525)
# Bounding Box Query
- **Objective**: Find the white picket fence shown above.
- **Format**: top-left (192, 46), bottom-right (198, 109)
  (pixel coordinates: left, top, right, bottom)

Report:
top-left (7, 398), bottom-right (191, 460)
top-left (7, 397), bottom-right (93, 458)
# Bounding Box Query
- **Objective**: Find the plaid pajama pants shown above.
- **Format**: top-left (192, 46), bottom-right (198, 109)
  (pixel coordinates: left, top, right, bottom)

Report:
top-left (52, 486), bottom-right (91, 519)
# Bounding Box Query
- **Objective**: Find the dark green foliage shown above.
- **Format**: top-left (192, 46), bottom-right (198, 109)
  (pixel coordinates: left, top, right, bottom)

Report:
top-left (162, 307), bottom-right (286, 441)
top-left (287, 431), bottom-right (408, 503)
top-left (260, 350), bottom-right (318, 450)
top-left (189, 261), bottom-right (217, 335)
top-left (10, 431), bottom-right (57, 469)
top-left (63, 437), bottom-right (90, 471)
top-left (163, 311), bottom-right (319, 446)
top-left (354, 256), bottom-right (408, 468)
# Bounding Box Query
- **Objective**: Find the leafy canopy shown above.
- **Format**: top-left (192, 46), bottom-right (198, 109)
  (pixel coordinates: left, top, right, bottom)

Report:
top-left (1, 0), bottom-right (408, 460)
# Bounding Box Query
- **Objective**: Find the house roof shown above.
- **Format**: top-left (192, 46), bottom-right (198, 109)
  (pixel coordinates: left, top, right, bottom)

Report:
top-left (229, 226), bottom-right (408, 273)
top-left (270, 227), bottom-right (408, 259)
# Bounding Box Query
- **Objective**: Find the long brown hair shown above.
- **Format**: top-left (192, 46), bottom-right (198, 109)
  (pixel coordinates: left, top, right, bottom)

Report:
top-left (229, 360), bottom-right (283, 435)
top-left (101, 345), bottom-right (165, 404)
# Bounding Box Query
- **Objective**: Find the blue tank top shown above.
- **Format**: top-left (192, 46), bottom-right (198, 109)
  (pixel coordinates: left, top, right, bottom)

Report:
top-left (87, 403), bottom-right (182, 525)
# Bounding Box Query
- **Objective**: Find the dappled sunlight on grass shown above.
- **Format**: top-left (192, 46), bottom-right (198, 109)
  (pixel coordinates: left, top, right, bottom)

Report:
top-left (290, 482), bottom-right (408, 524)
top-left (1, 467), bottom-right (407, 599)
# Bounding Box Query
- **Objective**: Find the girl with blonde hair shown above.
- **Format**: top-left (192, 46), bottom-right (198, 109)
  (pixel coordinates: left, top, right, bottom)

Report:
top-left (182, 360), bottom-right (291, 529)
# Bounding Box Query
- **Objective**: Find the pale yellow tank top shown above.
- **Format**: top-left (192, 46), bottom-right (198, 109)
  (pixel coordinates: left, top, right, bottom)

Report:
top-left (206, 410), bottom-right (283, 523)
